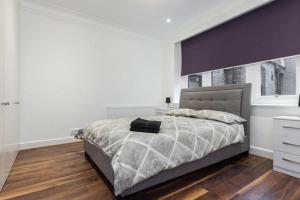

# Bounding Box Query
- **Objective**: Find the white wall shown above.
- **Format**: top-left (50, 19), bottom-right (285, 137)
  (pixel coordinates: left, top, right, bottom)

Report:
top-left (19, 3), bottom-right (166, 149)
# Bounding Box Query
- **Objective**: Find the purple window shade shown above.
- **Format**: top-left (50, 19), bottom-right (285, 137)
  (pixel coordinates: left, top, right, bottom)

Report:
top-left (181, 0), bottom-right (300, 76)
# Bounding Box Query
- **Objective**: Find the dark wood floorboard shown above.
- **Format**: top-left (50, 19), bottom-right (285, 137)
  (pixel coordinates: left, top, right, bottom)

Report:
top-left (0, 142), bottom-right (299, 200)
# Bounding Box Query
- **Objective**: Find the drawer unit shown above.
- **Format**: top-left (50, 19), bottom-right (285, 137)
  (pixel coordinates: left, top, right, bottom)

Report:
top-left (274, 151), bottom-right (300, 178)
top-left (273, 116), bottom-right (300, 178)
top-left (273, 120), bottom-right (300, 155)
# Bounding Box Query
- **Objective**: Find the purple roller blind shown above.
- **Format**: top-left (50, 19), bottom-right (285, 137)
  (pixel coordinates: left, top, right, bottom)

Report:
top-left (181, 0), bottom-right (300, 75)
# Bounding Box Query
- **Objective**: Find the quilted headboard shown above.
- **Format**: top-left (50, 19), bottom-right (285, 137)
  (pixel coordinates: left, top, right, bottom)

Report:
top-left (179, 83), bottom-right (252, 136)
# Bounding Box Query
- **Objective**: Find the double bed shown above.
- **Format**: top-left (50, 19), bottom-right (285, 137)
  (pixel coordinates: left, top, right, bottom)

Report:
top-left (77, 83), bottom-right (252, 197)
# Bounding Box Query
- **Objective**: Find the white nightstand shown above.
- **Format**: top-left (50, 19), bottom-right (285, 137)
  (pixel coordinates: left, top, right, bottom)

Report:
top-left (273, 116), bottom-right (300, 178)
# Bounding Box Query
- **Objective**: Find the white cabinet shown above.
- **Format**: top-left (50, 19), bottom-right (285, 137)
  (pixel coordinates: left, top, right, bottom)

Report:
top-left (273, 116), bottom-right (300, 178)
top-left (0, 0), bottom-right (19, 191)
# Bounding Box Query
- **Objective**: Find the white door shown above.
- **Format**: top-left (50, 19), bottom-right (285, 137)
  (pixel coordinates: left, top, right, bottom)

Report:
top-left (0, 0), bottom-right (6, 190)
top-left (0, 0), bottom-right (19, 190)
top-left (3, 0), bottom-right (19, 178)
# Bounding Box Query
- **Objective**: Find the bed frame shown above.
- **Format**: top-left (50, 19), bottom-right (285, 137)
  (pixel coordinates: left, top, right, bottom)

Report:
top-left (84, 83), bottom-right (252, 197)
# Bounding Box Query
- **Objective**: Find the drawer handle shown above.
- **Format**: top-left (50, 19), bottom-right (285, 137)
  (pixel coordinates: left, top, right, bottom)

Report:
top-left (1, 102), bottom-right (10, 106)
top-left (282, 158), bottom-right (300, 165)
top-left (282, 125), bottom-right (300, 130)
top-left (282, 141), bottom-right (300, 147)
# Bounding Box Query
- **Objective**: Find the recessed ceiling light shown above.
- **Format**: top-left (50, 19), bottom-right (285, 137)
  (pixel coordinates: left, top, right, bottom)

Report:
top-left (166, 18), bottom-right (172, 23)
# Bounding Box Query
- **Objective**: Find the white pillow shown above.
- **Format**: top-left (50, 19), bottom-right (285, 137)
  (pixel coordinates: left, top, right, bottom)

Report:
top-left (166, 109), bottom-right (246, 124)
top-left (166, 108), bottom-right (194, 117)
top-left (192, 110), bottom-right (246, 124)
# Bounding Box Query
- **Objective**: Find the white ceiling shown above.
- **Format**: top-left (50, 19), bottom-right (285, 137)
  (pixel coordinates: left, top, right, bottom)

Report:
top-left (22, 0), bottom-right (272, 39)
top-left (22, 0), bottom-right (234, 38)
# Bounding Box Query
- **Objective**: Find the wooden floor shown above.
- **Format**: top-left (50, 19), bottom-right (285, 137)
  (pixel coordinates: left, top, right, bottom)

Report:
top-left (0, 142), bottom-right (300, 200)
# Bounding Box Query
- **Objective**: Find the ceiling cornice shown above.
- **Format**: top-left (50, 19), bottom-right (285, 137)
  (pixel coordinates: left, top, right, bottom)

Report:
top-left (19, 0), bottom-right (161, 43)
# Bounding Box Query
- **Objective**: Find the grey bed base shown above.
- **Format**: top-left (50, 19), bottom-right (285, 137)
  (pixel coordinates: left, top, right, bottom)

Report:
top-left (84, 83), bottom-right (252, 197)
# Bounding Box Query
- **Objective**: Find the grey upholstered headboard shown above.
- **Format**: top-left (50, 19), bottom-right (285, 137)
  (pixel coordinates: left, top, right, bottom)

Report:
top-left (179, 83), bottom-right (252, 137)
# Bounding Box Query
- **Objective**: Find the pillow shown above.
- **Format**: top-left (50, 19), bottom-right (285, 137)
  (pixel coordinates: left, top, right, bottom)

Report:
top-left (166, 108), bottom-right (194, 117)
top-left (166, 109), bottom-right (246, 124)
top-left (192, 110), bottom-right (246, 124)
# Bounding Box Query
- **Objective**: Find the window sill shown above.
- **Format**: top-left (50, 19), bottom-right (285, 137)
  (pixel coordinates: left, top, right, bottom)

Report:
top-left (251, 103), bottom-right (297, 107)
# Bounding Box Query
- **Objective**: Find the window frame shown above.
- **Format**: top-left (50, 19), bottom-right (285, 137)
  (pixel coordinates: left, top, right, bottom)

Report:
top-left (188, 74), bottom-right (202, 88)
top-left (247, 57), bottom-right (300, 106)
top-left (180, 55), bottom-right (300, 106)
top-left (211, 66), bottom-right (246, 87)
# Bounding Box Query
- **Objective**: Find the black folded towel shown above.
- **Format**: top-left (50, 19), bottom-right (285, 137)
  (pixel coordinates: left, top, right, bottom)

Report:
top-left (130, 126), bottom-right (160, 133)
top-left (130, 118), bottom-right (161, 133)
top-left (130, 118), bottom-right (161, 129)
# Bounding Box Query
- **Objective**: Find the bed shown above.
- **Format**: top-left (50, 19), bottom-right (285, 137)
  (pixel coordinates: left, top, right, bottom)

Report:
top-left (80, 83), bottom-right (252, 197)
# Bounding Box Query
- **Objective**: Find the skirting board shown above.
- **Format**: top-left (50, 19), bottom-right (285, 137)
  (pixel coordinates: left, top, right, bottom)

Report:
top-left (250, 145), bottom-right (273, 159)
top-left (19, 137), bottom-right (79, 150)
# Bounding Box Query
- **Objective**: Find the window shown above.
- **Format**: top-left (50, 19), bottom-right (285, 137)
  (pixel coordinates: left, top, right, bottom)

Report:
top-left (188, 74), bottom-right (202, 88)
top-left (211, 66), bottom-right (246, 86)
top-left (261, 58), bottom-right (296, 96)
top-left (181, 54), bottom-right (299, 106)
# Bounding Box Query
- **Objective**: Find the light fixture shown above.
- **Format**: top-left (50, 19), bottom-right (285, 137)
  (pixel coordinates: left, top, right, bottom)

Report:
top-left (166, 18), bottom-right (171, 23)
